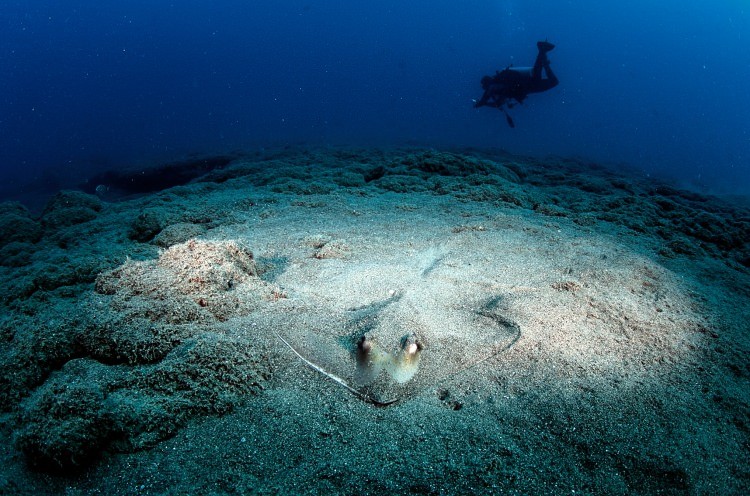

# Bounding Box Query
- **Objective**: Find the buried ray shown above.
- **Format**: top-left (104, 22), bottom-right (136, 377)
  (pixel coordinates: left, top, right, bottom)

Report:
top-left (276, 249), bottom-right (523, 404)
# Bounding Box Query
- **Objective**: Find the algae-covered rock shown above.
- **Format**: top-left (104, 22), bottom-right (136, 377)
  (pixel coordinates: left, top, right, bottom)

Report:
top-left (373, 175), bottom-right (430, 193)
top-left (128, 209), bottom-right (166, 242)
top-left (270, 178), bottom-right (334, 195)
top-left (40, 191), bottom-right (102, 228)
top-left (16, 333), bottom-right (271, 471)
top-left (84, 243), bottom-right (240, 364)
top-left (95, 239), bottom-right (284, 322)
top-left (0, 202), bottom-right (42, 247)
top-left (334, 171), bottom-right (366, 188)
top-left (43, 190), bottom-right (102, 213)
top-left (7, 236), bottom-right (284, 473)
top-left (0, 241), bottom-right (34, 267)
top-left (107, 332), bottom-right (271, 451)
top-left (402, 150), bottom-right (495, 177)
top-left (15, 359), bottom-right (110, 472)
top-left (152, 222), bottom-right (207, 248)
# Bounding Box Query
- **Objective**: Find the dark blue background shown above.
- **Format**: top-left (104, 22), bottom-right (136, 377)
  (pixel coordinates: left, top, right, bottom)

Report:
top-left (2, 1), bottom-right (748, 196)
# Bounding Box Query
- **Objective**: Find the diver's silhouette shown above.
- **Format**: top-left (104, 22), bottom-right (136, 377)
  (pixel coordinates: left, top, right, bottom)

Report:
top-left (474, 40), bottom-right (559, 127)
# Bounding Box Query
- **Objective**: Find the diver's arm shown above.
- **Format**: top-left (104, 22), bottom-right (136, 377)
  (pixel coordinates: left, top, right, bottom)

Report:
top-left (474, 90), bottom-right (491, 108)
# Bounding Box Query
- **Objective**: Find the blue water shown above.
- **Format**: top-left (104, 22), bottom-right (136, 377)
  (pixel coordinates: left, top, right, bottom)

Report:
top-left (2, 0), bottom-right (749, 197)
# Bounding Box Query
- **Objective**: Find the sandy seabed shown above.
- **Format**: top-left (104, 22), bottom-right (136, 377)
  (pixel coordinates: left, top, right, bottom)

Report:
top-left (0, 147), bottom-right (748, 495)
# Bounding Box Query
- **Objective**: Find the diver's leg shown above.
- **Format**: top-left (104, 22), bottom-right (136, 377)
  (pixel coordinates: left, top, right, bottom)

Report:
top-left (531, 52), bottom-right (548, 80)
top-left (532, 41), bottom-right (555, 80)
top-left (527, 60), bottom-right (559, 93)
top-left (537, 40), bottom-right (555, 53)
top-left (542, 61), bottom-right (558, 87)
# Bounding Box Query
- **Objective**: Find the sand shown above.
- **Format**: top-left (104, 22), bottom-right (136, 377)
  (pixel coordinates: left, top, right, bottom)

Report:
top-left (0, 147), bottom-right (748, 494)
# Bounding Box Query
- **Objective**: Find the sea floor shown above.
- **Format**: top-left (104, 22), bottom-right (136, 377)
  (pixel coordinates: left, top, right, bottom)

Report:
top-left (0, 147), bottom-right (748, 495)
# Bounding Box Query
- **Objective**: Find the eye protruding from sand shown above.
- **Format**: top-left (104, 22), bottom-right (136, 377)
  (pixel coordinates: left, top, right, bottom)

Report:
top-left (354, 333), bottom-right (423, 385)
top-left (386, 333), bottom-right (423, 384)
top-left (354, 335), bottom-right (384, 386)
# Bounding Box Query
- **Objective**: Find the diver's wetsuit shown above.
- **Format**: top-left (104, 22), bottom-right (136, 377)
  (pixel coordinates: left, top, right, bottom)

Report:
top-left (474, 41), bottom-right (559, 110)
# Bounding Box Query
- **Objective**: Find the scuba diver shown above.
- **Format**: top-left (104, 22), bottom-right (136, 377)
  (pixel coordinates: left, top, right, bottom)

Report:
top-left (473, 40), bottom-right (559, 127)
